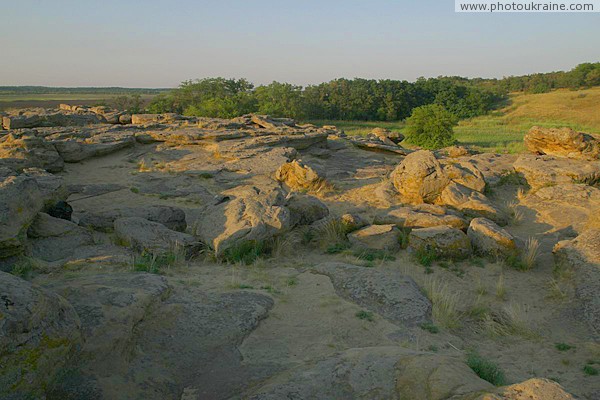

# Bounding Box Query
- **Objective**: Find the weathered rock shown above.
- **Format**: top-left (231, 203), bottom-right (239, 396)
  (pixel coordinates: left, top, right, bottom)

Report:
top-left (274, 159), bottom-right (325, 191)
top-left (524, 126), bottom-right (600, 160)
top-left (460, 378), bottom-right (574, 400)
top-left (245, 347), bottom-right (492, 400)
top-left (23, 168), bottom-right (69, 207)
top-left (0, 131), bottom-right (64, 172)
top-left (409, 225), bottom-right (472, 259)
top-left (286, 193), bottom-right (329, 226)
top-left (438, 182), bottom-right (506, 224)
top-left (0, 271), bottom-right (81, 399)
top-left (0, 174), bottom-right (44, 258)
top-left (313, 263), bottom-right (432, 326)
top-left (370, 127), bottom-right (404, 144)
top-left (114, 217), bottom-right (200, 257)
top-left (78, 205), bottom-right (187, 232)
top-left (376, 204), bottom-right (467, 230)
top-left (554, 228), bottom-right (600, 335)
top-left (341, 213), bottom-right (370, 232)
top-left (50, 130), bottom-right (135, 162)
top-left (348, 224), bottom-right (401, 251)
top-left (194, 179), bottom-right (292, 255)
top-left (514, 154), bottom-right (600, 189)
top-left (444, 160), bottom-right (486, 192)
top-left (391, 150), bottom-right (450, 203)
top-left (522, 184), bottom-right (600, 233)
top-left (2, 108), bottom-right (103, 129)
top-left (441, 145), bottom-right (470, 158)
top-left (348, 136), bottom-right (412, 155)
top-left (131, 113), bottom-right (184, 125)
top-left (468, 217), bottom-right (516, 257)
top-left (27, 213), bottom-right (94, 262)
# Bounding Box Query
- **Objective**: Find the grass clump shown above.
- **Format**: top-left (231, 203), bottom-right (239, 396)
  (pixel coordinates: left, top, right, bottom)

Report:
top-left (325, 242), bottom-right (351, 254)
top-left (419, 322), bottom-right (439, 334)
top-left (10, 257), bottom-right (39, 279)
top-left (583, 364), bottom-right (599, 376)
top-left (466, 351), bottom-right (506, 386)
top-left (352, 248), bottom-right (395, 262)
top-left (555, 343), bottom-right (574, 351)
top-left (414, 246), bottom-right (438, 268)
top-left (221, 240), bottom-right (270, 265)
top-left (423, 278), bottom-right (462, 329)
top-left (479, 303), bottom-right (538, 339)
top-left (505, 238), bottom-right (540, 271)
top-left (355, 310), bottom-right (375, 322)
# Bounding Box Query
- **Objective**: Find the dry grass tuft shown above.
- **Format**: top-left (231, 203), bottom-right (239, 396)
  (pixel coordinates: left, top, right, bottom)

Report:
top-left (422, 278), bottom-right (463, 330)
top-left (479, 303), bottom-right (538, 339)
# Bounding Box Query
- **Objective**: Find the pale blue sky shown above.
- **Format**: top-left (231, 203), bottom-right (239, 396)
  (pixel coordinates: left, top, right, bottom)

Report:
top-left (1, 0), bottom-right (598, 87)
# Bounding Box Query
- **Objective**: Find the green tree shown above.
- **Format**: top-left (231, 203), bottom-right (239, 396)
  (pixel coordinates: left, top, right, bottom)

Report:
top-left (404, 104), bottom-right (458, 149)
top-left (254, 82), bottom-right (304, 119)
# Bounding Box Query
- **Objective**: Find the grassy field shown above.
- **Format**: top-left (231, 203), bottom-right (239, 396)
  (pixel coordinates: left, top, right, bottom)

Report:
top-left (310, 87), bottom-right (600, 153)
top-left (0, 93), bottom-right (158, 111)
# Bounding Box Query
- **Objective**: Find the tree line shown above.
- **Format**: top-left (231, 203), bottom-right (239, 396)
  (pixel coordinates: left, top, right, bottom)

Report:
top-left (146, 62), bottom-right (600, 121)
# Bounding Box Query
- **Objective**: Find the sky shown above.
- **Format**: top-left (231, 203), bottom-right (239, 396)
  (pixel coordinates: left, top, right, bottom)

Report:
top-left (1, 0), bottom-right (599, 87)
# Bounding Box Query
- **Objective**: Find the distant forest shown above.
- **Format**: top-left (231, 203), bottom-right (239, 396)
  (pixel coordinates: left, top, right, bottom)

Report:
top-left (146, 62), bottom-right (600, 121)
top-left (3, 62), bottom-right (599, 122)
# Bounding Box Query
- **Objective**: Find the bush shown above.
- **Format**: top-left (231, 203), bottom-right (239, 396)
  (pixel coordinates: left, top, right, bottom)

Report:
top-left (404, 104), bottom-right (458, 149)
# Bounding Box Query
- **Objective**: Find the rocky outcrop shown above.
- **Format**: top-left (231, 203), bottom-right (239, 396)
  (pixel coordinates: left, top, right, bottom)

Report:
top-left (0, 271), bottom-right (81, 399)
top-left (313, 263), bottom-right (432, 326)
top-left (462, 378), bottom-right (574, 400)
top-left (348, 224), bottom-right (401, 251)
top-left (0, 131), bottom-right (64, 172)
top-left (244, 347), bottom-right (492, 399)
top-left (438, 182), bottom-right (506, 224)
top-left (468, 217), bottom-right (516, 257)
top-left (114, 217), bottom-right (200, 257)
top-left (524, 126), bottom-right (600, 160)
top-left (522, 184), bottom-right (600, 233)
top-left (2, 108), bottom-right (104, 129)
top-left (49, 129), bottom-right (135, 162)
top-left (78, 205), bottom-right (187, 232)
top-left (131, 113), bottom-right (186, 125)
top-left (27, 213), bottom-right (94, 262)
top-left (375, 204), bottom-right (468, 230)
top-left (391, 150), bottom-right (450, 203)
top-left (514, 154), bottom-right (600, 189)
top-left (554, 228), bottom-right (600, 335)
top-left (286, 193), bottom-right (329, 226)
top-left (409, 225), bottom-right (472, 259)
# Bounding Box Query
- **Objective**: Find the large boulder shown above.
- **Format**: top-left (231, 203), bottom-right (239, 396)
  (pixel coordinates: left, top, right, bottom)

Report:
top-left (0, 131), bottom-right (64, 172)
top-left (0, 271), bottom-right (81, 399)
top-left (274, 160), bottom-right (325, 191)
top-left (524, 126), bottom-right (600, 160)
top-left (0, 174), bottom-right (44, 258)
top-left (114, 217), bottom-right (200, 257)
top-left (514, 154), bottom-right (600, 189)
top-left (194, 179), bottom-right (293, 255)
top-left (409, 225), bottom-right (472, 259)
top-left (26, 213), bottom-right (94, 262)
top-left (78, 205), bottom-right (187, 232)
top-left (348, 224), bottom-right (400, 251)
top-left (390, 150), bottom-right (450, 203)
top-left (468, 217), bottom-right (517, 257)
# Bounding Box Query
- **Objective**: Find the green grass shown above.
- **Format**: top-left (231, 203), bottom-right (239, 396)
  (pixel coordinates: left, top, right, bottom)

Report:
top-left (419, 322), bottom-right (440, 334)
top-left (221, 240), bottom-right (270, 265)
top-left (466, 351), bottom-right (506, 386)
top-left (555, 343), bottom-right (575, 351)
top-left (309, 87), bottom-right (600, 154)
top-left (583, 364), bottom-right (599, 376)
top-left (355, 310), bottom-right (375, 321)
